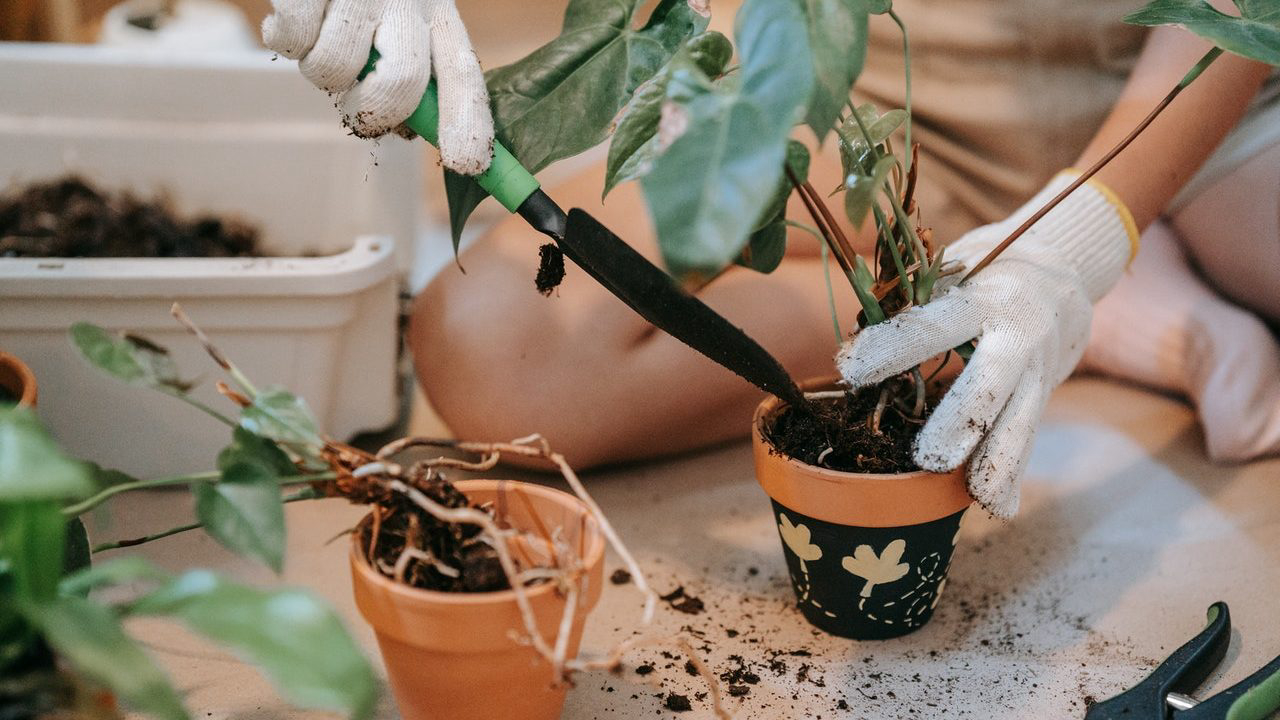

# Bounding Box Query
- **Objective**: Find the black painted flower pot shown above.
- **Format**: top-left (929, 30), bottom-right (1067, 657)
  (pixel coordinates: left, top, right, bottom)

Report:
top-left (752, 389), bottom-right (972, 640)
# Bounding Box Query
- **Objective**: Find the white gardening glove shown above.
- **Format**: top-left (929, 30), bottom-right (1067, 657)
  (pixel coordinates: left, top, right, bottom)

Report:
top-left (836, 171), bottom-right (1139, 518)
top-left (262, 0), bottom-right (495, 175)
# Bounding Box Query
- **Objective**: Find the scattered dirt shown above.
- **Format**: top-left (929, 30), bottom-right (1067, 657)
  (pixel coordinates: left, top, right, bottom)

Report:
top-left (534, 242), bottom-right (565, 295)
top-left (763, 375), bottom-right (931, 473)
top-left (660, 586), bottom-right (706, 615)
top-left (663, 693), bottom-right (692, 712)
top-left (610, 568), bottom-right (632, 585)
top-left (0, 175), bottom-right (262, 258)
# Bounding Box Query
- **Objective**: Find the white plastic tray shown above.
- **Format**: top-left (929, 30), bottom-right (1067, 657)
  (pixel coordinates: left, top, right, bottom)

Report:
top-left (0, 42), bottom-right (419, 477)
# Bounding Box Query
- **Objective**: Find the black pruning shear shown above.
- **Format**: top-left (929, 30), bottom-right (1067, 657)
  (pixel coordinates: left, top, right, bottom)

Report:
top-left (358, 50), bottom-right (808, 411)
top-left (1085, 602), bottom-right (1280, 719)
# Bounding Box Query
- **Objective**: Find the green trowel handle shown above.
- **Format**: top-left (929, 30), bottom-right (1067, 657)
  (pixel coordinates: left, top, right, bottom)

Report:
top-left (360, 49), bottom-right (539, 213)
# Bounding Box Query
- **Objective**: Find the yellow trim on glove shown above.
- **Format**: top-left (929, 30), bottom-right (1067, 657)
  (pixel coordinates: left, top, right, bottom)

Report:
top-left (1062, 168), bottom-right (1141, 266)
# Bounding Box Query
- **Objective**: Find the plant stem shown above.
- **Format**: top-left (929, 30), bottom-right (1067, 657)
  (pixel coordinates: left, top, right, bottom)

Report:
top-left (818, 239), bottom-right (843, 345)
top-left (962, 47), bottom-right (1222, 282)
top-left (64, 471), bottom-right (335, 518)
top-left (63, 472), bottom-right (221, 517)
top-left (787, 167), bottom-right (855, 282)
top-left (90, 487), bottom-right (322, 553)
top-left (162, 388), bottom-right (235, 428)
top-left (782, 212), bottom-right (856, 340)
top-left (872, 204), bottom-right (914, 303)
top-left (889, 9), bottom-right (912, 177)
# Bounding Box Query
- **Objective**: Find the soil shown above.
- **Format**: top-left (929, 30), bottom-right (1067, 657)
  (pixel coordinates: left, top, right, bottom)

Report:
top-left (534, 242), bottom-right (565, 295)
top-left (763, 375), bottom-right (929, 473)
top-left (0, 176), bottom-right (263, 258)
top-left (0, 386), bottom-right (16, 406)
top-left (356, 472), bottom-right (510, 593)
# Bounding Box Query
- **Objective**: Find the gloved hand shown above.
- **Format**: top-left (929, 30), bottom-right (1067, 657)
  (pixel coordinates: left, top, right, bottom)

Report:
top-left (263, 0), bottom-right (495, 175)
top-left (836, 171), bottom-right (1139, 518)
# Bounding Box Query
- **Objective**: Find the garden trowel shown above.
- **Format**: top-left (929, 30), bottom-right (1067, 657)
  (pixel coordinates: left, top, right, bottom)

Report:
top-left (365, 52), bottom-right (807, 409)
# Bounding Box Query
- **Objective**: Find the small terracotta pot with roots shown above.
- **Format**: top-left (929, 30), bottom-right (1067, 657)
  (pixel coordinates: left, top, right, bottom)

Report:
top-left (349, 479), bottom-right (605, 720)
top-left (0, 351), bottom-right (38, 408)
top-left (753, 377), bottom-right (971, 639)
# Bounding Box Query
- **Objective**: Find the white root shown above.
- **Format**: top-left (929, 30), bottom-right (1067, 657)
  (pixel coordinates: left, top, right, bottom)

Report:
top-left (362, 433), bottom-right (658, 684)
top-left (387, 479), bottom-right (561, 669)
top-left (804, 389), bottom-right (847, 400)
top-left (394, 545), bottom-right (459, 581)
top-left (679, 638), bottom-right (733, 720)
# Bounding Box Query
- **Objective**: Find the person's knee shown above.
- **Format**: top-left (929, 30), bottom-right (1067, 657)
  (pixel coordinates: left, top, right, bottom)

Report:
top-left (407, 256), bottom-right (618, 466)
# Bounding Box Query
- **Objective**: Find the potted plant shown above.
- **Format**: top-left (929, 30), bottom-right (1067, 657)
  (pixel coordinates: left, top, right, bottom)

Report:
top-left (0, 350), bottom-right (37, 407)
top-left (61, 305), bottom-right (661, 720)
top-left (435, 0), bottom-right (1280, 639)
top-left (0, 404), bottom-right (377, 720)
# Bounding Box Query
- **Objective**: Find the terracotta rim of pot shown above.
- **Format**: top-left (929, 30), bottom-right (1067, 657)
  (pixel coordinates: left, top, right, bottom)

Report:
top-left (349, 478), bottom-right (606, 651)
top-left (753, 377), bottom-right (971, 528)
top-left (0, 351), bottom-right (38, 408)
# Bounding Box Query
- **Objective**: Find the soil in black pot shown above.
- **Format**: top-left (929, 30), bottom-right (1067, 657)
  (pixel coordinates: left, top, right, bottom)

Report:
top-left (0, 175), bottom-right (263, 258)
top-left (763, 375), bottom-right (932, 474)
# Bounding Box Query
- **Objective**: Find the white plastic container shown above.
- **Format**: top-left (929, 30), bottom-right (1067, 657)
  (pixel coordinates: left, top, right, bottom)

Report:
top-left (0, 42), bottom-right (423, 478)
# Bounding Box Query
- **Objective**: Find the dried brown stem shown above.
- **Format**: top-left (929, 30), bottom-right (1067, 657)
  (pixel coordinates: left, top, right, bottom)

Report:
top-left (787, 167), bottom-right (852, 276)
top-left (902, 143), bottom-right (920, 216)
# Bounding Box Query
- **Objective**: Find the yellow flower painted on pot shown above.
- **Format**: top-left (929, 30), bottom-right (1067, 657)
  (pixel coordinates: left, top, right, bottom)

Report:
top-left (842, 539), bottom-right (910, 598)
top-left (778, 513), bottom-right (822, 571)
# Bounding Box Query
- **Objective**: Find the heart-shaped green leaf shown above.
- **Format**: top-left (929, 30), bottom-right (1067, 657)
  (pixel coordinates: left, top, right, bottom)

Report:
top-left (69, 323), bottom-right (193, 394)
top-left (445, 0), bottom-right (707, 246)
top-left (844, 154), bottom-right (896, 228)
top-left (643, 0), bottom-right (816, 278)
top-left (130, 570), bottom-right (376, 720)
top-left (0, 407), bottom-right (93, 502)
top-left (837, 105), bottom-right (907, 178)
top-left (737, 141), bottom-right (812, 274)
top-left (194, 428), bottom-right (291, 572)
top-left (1125, 0), bottom-right (1280, 65)
top-left (605, 31), bottom-right (735, 196)
top-left (22, 595), bottom-right (188, 720)
top-left (800, 0), bottom-right (870, 139)
top-left (239, 388), bottom-right (323, 451)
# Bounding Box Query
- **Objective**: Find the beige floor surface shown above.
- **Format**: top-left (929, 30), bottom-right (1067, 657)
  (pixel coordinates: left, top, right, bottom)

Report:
top-left (101, 377), bottom-right (1280, 719)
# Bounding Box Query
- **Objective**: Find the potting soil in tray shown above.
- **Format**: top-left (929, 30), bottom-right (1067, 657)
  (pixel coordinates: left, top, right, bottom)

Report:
top-left (763, 378), bottom-right (927, 474)
top-left (0, 175), bottom-right (263, 258)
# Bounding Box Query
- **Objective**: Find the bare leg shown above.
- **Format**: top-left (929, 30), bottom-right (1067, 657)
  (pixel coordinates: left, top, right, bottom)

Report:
top-left (409, 161), bottom-right (859, 468)
top-left (1081, 140), bottom-right (1280, 461)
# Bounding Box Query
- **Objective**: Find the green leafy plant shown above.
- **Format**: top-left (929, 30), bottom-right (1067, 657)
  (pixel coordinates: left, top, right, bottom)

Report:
top-left (443, 0), bottom-right (1280, 439)
top-left (4, 304), bottom-right (660, 717)
top-left (0, 406), bottom-right (376, 720)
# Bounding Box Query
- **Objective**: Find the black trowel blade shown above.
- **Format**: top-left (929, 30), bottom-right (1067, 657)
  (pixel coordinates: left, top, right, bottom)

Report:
top-left (560, 207), bottom-right (806, 408)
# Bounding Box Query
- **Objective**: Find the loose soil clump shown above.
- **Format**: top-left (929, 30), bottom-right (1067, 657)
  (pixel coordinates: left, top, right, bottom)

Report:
top-left (0, 176), bottom-right (262, 258)
top-left (763, 376), bottom-right (927, 473)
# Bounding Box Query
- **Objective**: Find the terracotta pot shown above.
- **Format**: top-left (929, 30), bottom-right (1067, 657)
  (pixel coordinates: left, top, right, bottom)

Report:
top-left (349, 479), bottom-right (605, 720)
top-left (753, 378), bottom-right (972, 639)
top-left (0, 351), bottom-right (38, 407)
